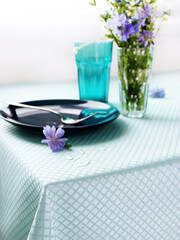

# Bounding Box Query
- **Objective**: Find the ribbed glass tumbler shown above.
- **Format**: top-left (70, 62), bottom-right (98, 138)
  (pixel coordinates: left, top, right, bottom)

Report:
top-left (74, 41), bottom-right (113, 103)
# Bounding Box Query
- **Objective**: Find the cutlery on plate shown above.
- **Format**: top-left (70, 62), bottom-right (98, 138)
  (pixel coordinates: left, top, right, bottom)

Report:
top-left (3, 100), bottom-right (97, 125)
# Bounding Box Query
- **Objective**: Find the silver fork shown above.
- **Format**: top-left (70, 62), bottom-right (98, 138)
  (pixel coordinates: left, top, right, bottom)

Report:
top-left (4, 100), bottom-right (97, 125)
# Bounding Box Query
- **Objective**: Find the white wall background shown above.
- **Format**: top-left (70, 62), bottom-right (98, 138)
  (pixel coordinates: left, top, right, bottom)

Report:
top-left (0, 0), bottom-right (179, 83)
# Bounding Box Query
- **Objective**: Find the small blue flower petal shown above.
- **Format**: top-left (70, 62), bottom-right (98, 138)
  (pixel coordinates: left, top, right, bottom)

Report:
top-left (51, 126), bottom-right (56, 138)
top-left (43, 125), bottom-right (52, 140)
top-left (41, 139), bottom-right (49, 144)
top-left (55, 128), bottom-right (65, 139)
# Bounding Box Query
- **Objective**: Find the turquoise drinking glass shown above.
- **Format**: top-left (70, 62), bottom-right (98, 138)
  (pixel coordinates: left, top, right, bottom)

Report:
top-left (74, 41), bottom-right (113, 102)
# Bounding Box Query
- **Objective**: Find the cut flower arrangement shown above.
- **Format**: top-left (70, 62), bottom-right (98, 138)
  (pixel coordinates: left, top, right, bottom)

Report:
top-left (90, 0), bottom-right (169, 117)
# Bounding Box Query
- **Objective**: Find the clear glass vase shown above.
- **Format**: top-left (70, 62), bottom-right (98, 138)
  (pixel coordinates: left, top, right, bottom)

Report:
top-left (117, 46), bottom-right (153, 118)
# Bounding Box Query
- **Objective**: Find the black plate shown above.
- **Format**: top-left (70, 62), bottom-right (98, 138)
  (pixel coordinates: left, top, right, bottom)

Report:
top-left (0, 99), bottom-right (120, 132)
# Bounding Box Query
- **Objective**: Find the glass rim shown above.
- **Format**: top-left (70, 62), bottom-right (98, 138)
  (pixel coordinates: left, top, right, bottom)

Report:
top-left (74, 40), bottom-right (113, 55)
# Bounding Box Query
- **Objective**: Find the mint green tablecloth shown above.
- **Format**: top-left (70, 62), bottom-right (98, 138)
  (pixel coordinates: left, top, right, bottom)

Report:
top-left (0, 72), bottom-right (180, 240)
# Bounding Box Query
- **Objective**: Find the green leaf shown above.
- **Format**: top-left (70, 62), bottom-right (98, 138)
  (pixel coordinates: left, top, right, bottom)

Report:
top-left (65, 142), bottom-right (72, 149)
top-left (89, 0), bottom-right (96, 6)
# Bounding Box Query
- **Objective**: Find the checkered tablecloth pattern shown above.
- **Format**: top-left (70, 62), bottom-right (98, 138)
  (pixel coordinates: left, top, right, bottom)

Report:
top-left (0, 72), bottom-right (180, 240)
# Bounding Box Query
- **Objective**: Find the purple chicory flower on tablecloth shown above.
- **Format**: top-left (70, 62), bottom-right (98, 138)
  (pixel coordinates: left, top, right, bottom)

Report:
top-left (138, 30), bottom-right (153, 47)
top-left (41, 125), bottom-right (68, 152)
top-left (149, 88), bottom-right (165, 98)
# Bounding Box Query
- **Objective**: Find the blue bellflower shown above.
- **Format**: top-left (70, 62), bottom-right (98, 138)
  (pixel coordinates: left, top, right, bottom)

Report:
top-left (131, 18), bottom-right (141, 34)
top-left (120, 19), bottom-right (133, 41)
top-left (107, 13), bottom-right (133, 42)
top-left (131, 23), bottom-right (141, 34)
top-left (131, 15), bottom-right (143, 35)
top-left (139, 4), bottom-right (154, 19)
top-left (107, 13), bottom-right (126, 34)
top-left (138, 30), bottom-right (153, 47)
top-left (107, 13), bottom-right (123, 34)
top-left (138, 4), bottom-right (154, 26)
top-left (41, 125), bottom-right (68, 152)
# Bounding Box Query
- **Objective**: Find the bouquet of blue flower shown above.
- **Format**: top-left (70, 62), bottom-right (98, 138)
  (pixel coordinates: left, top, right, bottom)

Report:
top-left (90, 0), bottom-right (168, 48)
top-left (90, 0), bottom-right (169, 118)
